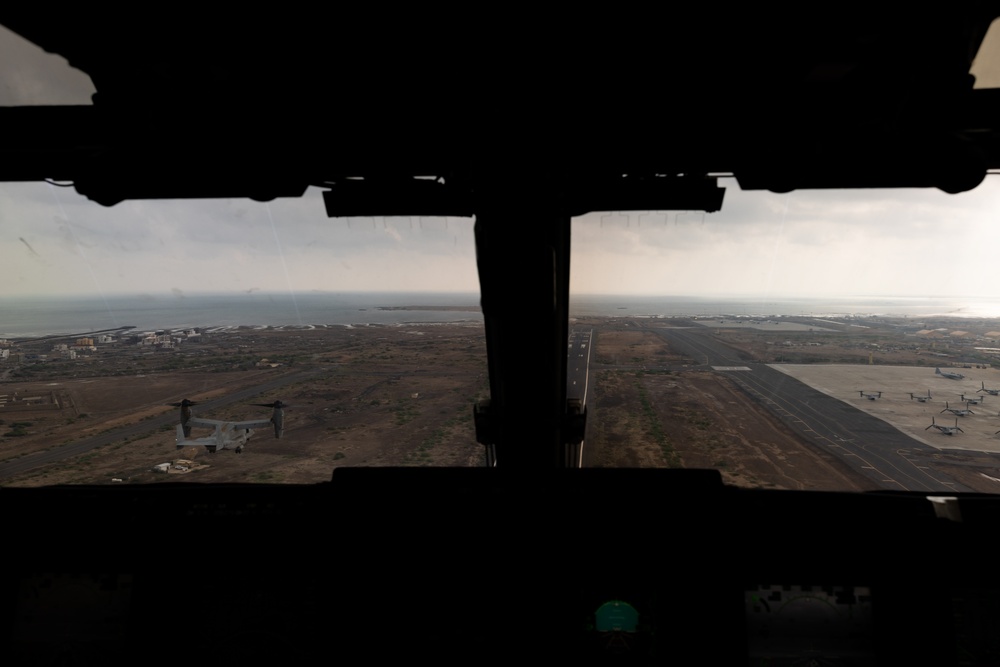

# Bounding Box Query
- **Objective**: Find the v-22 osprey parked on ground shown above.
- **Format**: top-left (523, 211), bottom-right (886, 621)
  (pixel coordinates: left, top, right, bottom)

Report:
top-left (941, 402), bottom-right (975, 417)
top-left (927, 417), bottom-right (964, 435)
top-left (979, 382), bottom-right (1000, 396)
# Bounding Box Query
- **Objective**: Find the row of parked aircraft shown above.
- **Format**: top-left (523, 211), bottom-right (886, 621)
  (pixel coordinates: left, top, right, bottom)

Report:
top-left (856, 370), bottom-right (1000, 437)
top-left (862, 384), bottom-right (998, 406)
top-left (861, 395), bottom-right (989, 418)
top-left (862, 367), bottom-right (1000, 399)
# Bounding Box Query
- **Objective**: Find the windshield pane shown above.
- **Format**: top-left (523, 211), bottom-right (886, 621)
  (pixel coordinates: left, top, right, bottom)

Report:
top-left (0, 183), bottom-right (485, 485)
top-left (570, 176), bottom-right (1000, 493)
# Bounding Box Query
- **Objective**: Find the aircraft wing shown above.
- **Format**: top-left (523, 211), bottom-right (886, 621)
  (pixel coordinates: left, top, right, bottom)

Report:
top-left (175, 424), bottom-right (220, 447)
top-left (231, 419), bottom-right (273, 431)
top-left (187, 417), bottom-right (227, 429)
top-left (188, 417), bottom-right (271, 431)
top-left (176, 419), bottom-right (236, 448)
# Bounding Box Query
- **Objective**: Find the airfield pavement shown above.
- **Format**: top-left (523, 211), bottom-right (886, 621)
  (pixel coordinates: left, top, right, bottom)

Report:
top-left (771, 364), bottom-right (1000, 453)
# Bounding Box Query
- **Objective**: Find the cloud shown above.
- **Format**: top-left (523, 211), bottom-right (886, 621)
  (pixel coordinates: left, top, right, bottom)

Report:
top-left (4, 174), bottom-right (1000, 300)
top-left (1, 183), bottom-right (481, 296)
top-left (570, 176), bottom-right (1000, 297)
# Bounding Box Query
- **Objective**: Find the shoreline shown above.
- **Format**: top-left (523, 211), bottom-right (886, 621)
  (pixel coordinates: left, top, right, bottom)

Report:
top-left (3, 318), bottom-right (487, 343)
top-left (6, 305), bottom-right (1000, 342)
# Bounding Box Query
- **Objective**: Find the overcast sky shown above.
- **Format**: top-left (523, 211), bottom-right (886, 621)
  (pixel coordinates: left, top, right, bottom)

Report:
top-left (6, 176), bottom-right (1000, 301)
top-left (4, 24), bottom-right (1000, 303)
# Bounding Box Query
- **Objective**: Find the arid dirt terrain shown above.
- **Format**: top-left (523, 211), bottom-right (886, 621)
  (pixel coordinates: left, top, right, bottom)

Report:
top-left (3, 314), bottom-right (1000, 492)
top-left (578, 322), bottom-right (879, 491)
top-left (0, 324), bottom-right (490, 486)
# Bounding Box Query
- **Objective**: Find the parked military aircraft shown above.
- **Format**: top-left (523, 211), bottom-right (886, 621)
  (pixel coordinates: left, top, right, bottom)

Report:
top-left (961, 394), bottom-right (986, 405)
top-left (926, 417), bottom-right (964, 435)
top-left (941, 402), bottom-right (975, 417)
top-left (978, 382), bottom-right (1000, 396)
top-left (859, 391), bottom-right (882, 401)
top-left (936, 367), bottom-right (966, 380)
top-left (910, 390), bottom-right (933, 403)
top-left (171, 399), bottom-right (286, 453)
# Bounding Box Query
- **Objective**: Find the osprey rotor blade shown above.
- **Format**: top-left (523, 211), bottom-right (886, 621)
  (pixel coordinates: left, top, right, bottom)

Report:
top-left (249, 400), bottom-right (287, 409)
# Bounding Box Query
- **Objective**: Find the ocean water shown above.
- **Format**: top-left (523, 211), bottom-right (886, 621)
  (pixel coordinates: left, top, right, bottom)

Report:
top-left (3, 292), bottom-right (1000, 338)
top-left (0, 292), bottom-right (483, 338)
